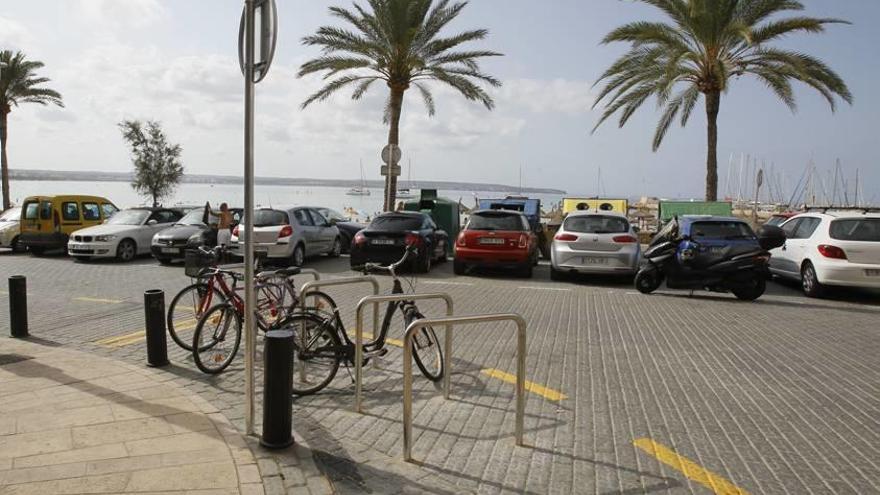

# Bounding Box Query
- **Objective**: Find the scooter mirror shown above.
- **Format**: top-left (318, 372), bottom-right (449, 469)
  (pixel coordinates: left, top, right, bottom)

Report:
top-left (757, 225), bottom-right (786, 250)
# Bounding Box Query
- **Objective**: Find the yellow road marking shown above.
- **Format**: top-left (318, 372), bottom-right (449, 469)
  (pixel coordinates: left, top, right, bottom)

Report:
top-left (348, 331), bottom-right (403, 348)
top-left (74, 297), bottom-right (123, 304)
top-left (96, 319), bottom-right (198, 348)
top-left (633, 438), bottom-right (751, 495)
top-left (481, 368), bottom-right (568, 402)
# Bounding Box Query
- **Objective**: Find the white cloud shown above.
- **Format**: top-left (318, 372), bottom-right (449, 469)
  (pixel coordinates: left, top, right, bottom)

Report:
top-left (76, 0), bottom-right (166, 29)
top-left (0, 16), bottom-right (35, 50)
top-left (499, 78), bottom-right (595, 115)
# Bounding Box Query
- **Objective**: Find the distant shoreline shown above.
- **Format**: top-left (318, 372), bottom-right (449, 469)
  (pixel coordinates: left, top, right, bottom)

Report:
top-left (10, 169), bottom-right (566, 195)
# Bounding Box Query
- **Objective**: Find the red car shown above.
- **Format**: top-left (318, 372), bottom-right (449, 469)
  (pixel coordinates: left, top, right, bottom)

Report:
top-left (454, 210), bottom-right (539, 277)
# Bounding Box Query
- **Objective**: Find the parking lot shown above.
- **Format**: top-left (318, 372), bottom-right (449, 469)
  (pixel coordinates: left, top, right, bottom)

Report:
top-left (1, 250), bottom-right (879, 494)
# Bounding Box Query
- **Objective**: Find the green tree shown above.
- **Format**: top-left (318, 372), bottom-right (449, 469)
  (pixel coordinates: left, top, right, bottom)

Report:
top-left (0, 50), bottom-right (64, 210)
top-left (118, 120), bottom-right (184, 207)
top-left (592, 0), bottom-right (852, 201)
top-left (299, 0), bottom-right (502, 210)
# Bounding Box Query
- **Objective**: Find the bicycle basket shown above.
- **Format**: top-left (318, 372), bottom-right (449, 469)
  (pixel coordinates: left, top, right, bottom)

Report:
top-left (184, 249), bottom-right (216, 278)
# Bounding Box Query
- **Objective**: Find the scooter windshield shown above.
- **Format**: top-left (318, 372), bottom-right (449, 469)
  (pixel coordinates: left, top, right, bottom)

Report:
top-left (650, 218), bottom-right (679, 247)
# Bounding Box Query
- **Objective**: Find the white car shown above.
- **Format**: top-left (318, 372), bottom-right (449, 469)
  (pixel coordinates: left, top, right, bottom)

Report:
top-left (0, 207), bottom-right (24, 252)
top-left (68, 208), bottom-right (184, 262)
top-left (769, 211), bottom-right (880, 297)
top-left (550, 211), bottom-right (641, 280)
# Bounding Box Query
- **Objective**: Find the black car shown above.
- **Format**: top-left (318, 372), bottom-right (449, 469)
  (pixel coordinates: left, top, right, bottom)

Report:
top-left (350, 212), bottom-right (448, 272)
top-left (315, 207), bottom-right (366, 254)
top-left (151, 207), bottom-right (242, 264)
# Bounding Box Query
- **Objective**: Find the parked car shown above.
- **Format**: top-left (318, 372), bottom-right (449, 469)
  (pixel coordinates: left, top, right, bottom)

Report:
top-left (19, 195), bottom-right (118, 255)
top-left (315, 207), bottom-right (366, 254)
top-left (350, 212), bottom-right (448, 272)
top-left (229, 206), bottom-right (341, 266)
top-left (454, 209), bottom-right (538, 277)
top-left (551, 211), bottom-right (641, 280)
top-left (151, 206), bottom-right (243, 264)
top-left (769, 211), bottom-right (880, 297)
top-left (0, 207), bottom-right (24, 252)
top-left (68, 207), bottom-right (184, 262)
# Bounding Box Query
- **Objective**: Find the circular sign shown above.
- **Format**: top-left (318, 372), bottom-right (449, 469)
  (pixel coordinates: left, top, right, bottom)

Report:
top-left (381, 144), bottom-right (402, 165)
top-left (238, 0), bottom-right (278, 83)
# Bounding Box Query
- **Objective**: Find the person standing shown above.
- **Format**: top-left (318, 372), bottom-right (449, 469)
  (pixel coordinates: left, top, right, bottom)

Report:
top-left (207, 202), bottom-right (233, 260)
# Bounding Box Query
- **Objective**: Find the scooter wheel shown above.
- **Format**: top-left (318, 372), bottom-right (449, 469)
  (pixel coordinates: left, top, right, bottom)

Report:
top-left (732, 277), bottom-right (766, 301)
top-left (635, 269), bottom-right (661, 294)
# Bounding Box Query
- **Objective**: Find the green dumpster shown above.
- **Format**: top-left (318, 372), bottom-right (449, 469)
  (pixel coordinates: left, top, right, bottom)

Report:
top-left (403, 189), bottom-right (460, 255)
top-left (658, 201), bottom-right (733, 223)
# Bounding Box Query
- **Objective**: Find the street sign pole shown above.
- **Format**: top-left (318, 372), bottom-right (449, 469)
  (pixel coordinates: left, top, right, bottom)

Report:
top-left (243, 0), bottom-right (257, 436)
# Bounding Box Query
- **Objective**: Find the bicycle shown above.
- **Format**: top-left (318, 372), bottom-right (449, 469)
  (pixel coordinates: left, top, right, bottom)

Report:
top-left (283, 245), bottom-right (444, 396)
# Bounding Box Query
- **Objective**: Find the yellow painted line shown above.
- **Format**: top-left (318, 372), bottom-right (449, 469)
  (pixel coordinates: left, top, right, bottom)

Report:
top-left (633, 438), bottom-right (750, 495)
top-left (96, 319), bottom-right (198, 348)
top-left (481, 368), bottom-right (568, 402)
top-left (348, 331), bottom-right (403, 348)
top-left (74, 297), bottom-right (123, 304)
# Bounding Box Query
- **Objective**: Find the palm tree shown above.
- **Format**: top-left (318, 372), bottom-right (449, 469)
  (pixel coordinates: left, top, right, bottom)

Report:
top-left (299, 0), bottom-right (502, 210)
top-left (0, 51), bottom-right (64, 210)
top-left (592, 0), bottom-right (852, 201)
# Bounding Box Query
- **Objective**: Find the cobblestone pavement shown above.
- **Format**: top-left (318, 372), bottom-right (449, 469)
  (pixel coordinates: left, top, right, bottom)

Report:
top-left (1, 250), bottom-right (879, 494)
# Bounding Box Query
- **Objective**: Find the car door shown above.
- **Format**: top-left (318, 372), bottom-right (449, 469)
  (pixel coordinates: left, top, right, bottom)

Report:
top-left (293, 209), bottom-right (318, 255)
top-left (787, 216), bottom-right (822, 275)
top-left (143, 210), bottom-right (178, 253)
top-left (770, 218), bottom-right (801, 276)
top-left (308, 209), bottom-right (335, 253)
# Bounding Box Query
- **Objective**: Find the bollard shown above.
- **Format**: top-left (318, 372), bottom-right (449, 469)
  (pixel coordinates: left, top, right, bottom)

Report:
top-left (144, 290), bottom-right (169, 367)
top-left (9, 276), bottom-right (28, 338)
top-left (260, 329), bottom-right (294, 449)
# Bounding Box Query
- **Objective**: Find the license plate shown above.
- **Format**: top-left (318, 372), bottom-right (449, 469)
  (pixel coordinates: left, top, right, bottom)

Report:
top-left (866, 269), bottom-right (880, 277)
top-left (372, 239), bottom-right (394, 245)
top-left (70, 244), bottom-right (84, 250)
top-left (582, 257), bottom-right (607, 265)
top-left (479, 238), bottom-right (505, 245)
top-left (161, 247), bottom-right (178, 254)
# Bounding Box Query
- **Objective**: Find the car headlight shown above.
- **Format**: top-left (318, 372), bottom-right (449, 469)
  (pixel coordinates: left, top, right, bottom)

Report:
top-left (94, 235), bottom-right (117, 242)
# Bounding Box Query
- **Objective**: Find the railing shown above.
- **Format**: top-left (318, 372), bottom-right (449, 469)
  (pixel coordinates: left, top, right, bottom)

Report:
top-left (402, 313), bottom-right (527, 463)
top-left (353, 293), bottom-right (453, 413)
top-left (299, 276), bottom-right (381, 382)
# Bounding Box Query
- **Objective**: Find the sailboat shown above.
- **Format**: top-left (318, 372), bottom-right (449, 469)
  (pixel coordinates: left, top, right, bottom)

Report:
top-left (396, 158), bottom-right (417, 199)
top-left (346, 159), bottom-right (371, 196)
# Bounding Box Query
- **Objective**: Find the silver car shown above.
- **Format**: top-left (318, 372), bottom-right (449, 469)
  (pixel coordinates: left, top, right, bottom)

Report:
top-left (550, 211), bottom-right (641, 280)
top-left (229, 206), bottom-right (341, 266)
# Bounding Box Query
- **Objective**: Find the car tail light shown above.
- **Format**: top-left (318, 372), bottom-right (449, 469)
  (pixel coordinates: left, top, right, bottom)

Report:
top-left (405, 233), bottom-right (423, 246)
top-left (278, 225), bottom-right (293, 238)
top-left (612, 235), bottom-right (637, 243)
top-left (554, 233), bottom-right (577, 242)
top-left (456, 233), bottom-right (467, 247)
top-left (232, 225), bottom-right (240, 237)
top-left (518, 234), bottom-right (528, 248)
top-left (818, 244), bottom-right (847, 260)
top-left (354, 232), bottom-right (367, 245)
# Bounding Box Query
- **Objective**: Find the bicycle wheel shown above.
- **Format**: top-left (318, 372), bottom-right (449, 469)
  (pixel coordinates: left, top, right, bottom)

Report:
top-left (192, 304), bottom-right (242, 374)
top-left (167, 282), bottom-right (226, 351)
top-left (405, 310), bottom-right (444, 382)
top-left (299, 291), bottom-right (340, 325)
top-left (255, 281), bottom-right (287, 330)
top-left (284, 312), bottom-right (342, 396)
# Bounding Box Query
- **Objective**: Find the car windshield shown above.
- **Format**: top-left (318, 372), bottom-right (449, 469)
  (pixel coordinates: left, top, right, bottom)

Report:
top-left (371, 215), bottom-right (423, 230)
top-left (564, 215), bottom-right (629, 234)
top-left (0, 208), bottom-right (21, 222)
top-left (691, 221), bottom-right (756, 240)
top-left (106, 209), bottom-right (150, 225)
top-left (467, 212), bottom-right (526, 231)
top-left (829, 218), bottom-right (880, 242)
top-left (178, 209), bottom-right (209, 226)
top-left (316, 208), bottom-right (346, 222)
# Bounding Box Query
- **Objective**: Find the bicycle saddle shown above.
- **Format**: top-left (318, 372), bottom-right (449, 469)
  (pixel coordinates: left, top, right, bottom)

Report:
top-left (276, 267), bottom-right (301, 276)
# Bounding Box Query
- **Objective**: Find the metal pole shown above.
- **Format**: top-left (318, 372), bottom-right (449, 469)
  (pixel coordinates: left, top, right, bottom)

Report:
top-left (8, 276), bottom-right (28, 338)
top-left (143, 290), bottom-right (169, 367)
top-left (243, 0), bottom-right (257, 436)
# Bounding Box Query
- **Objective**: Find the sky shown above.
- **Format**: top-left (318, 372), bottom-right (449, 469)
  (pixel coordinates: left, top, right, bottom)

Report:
top-left (1, 0), bottom-right (878, 200)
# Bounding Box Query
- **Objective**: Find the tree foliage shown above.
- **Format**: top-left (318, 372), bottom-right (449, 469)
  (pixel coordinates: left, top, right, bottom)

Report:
top-left (592, 0), bottom-right (852, 200)
top-left (118, 120), bottom-right (183, 208)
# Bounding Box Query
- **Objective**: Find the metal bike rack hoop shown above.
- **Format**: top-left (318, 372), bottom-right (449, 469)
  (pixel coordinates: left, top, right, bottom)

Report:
top-left (402, 313), bottom-right (527, 463)
top-left (353, 292), bottom-right (453, 413)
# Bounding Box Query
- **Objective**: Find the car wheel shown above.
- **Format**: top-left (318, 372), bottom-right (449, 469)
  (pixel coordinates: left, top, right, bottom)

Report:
top-left (732, 277), bottom-right (766, 301)
top-left (419, 253), bottom-right (432, 273)
top-left (339, 232), bottom-right (352, 254)
top-left (11, 236), bottom-right (26, 253)
top-left (550, 266), bottom-right (565, 281)
top-left (328, 237), bottom-right (342, 258)
top-left (438, 242), bottom-right (448, 262)
top-left (116, 239), bottom-right (137, 262)
top-left (801, 261), bottom-right (825, 298)
top-left (291, 244), bottom-right (305, 267)
top-left (453, 260), bottom-right (466, 275)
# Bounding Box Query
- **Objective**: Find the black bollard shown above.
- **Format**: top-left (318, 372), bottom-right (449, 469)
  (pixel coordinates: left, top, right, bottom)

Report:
top-left (144, 290), bottom-right (169, 367)
top-left (9, 276), bottom-right (28, 338)
top-left (260, 329), bottom-right (294, 449)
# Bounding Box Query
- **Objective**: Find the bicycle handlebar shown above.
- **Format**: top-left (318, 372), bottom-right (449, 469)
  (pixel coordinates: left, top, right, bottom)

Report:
top-left (355, 244), bottom-right (418, 274)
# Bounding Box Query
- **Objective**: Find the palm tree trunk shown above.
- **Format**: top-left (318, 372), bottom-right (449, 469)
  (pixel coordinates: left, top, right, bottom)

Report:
top-left (1, 111), bottom-right (10, 210)
top-left (384, 87), bottom-right (405, 211)
top-left (705, 91), bottom-right (720, 202)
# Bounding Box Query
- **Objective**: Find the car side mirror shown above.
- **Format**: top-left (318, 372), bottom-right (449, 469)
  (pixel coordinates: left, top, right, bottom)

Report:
top-left (147, 219), bottom-right (158, 226)
top-left (328, 218), bottom-right (337, 226)
top-left (632, 226), bottom-right (640, 233)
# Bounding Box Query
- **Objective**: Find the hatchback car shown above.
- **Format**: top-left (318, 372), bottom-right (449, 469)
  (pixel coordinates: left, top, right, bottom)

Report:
top-left (0, 207), bottom-right (24, 252)
top-left (151, 206), bottom-right (243, 264)
top-left (551, 211), bottom-right (641, 280)
top-left (769, 211), bottom-right (880, 297)
top-left (350, 212), bottom-right (448, 272)
top-left (69, 208), bottom-right (184, 262)
top-left (454, 210), bottom-right (538, 277)
top-left (229, 206), bottom-right (341, 266)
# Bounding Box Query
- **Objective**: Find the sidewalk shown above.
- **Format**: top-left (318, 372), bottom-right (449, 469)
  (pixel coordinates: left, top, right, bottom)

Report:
top-left (0, 337), bottom-right (268, 495)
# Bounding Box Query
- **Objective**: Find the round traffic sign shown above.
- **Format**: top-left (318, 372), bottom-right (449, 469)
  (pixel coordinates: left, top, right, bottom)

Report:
top-left (381, 144), bottom-right (402, 165)
top-left (238, 0), bottom-right (278, 84)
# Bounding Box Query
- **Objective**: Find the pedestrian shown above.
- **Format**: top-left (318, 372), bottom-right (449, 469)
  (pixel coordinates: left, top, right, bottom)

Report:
top-left (207, 202), bottom-right (233, 261)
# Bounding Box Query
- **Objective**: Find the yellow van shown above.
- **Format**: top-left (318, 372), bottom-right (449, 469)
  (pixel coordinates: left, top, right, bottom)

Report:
top-left (562, 198), bottom-right (629, 215)
top-left (19, 195), bottom-right (118, 255)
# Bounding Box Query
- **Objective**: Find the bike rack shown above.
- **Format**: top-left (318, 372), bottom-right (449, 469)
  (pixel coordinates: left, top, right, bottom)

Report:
top-left (402, 313), bottom-right (527, 463)
top-left (353, 293), bottom-right (453, 413)
top-left (298, 276), bottom-right (381, 382)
